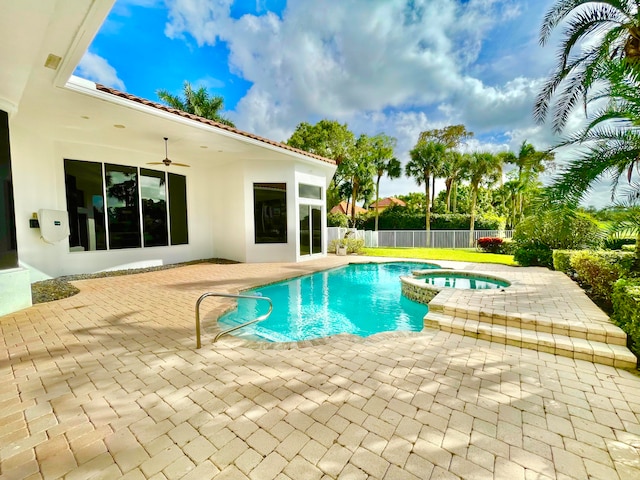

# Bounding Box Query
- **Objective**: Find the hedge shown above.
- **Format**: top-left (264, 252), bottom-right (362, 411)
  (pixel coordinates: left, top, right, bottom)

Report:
top-left (570, 250), bottom-right (635, 301)
top-left (362, 209), bottom-right (506, 231)
top-left (612, 278), bottom-right (640, 359)
top-left (552, 250), bottom-right (577, 274)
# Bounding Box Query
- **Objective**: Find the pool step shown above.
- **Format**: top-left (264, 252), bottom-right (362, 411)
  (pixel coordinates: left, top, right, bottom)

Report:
top-left (428, 302), bottom-right (627, 346)
top-left (424, 311), bottom-right (637, 369)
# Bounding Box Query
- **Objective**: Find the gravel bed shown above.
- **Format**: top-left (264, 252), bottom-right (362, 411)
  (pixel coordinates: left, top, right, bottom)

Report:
top-left (31, 258), bottom-right (237, 304)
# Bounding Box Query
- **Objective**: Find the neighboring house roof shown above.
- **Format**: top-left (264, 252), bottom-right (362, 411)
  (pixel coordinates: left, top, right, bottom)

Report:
top-left (369, 197), bottom-right (407, 209)
top-left (330, 201), bottom-right (368, 215)
top-left (94, 83), bottom-right (336, 166)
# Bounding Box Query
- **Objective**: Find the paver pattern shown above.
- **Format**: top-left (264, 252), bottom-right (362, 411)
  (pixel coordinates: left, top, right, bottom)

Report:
top-left (1, 257), bottom-right (640, 479)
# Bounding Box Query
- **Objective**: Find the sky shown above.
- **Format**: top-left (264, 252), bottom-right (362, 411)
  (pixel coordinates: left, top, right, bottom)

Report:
top-left (76, 0), bottom-right (624, 209)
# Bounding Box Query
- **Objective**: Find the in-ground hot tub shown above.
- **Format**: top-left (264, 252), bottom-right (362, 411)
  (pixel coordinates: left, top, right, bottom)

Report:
top-left (401, 269), bottom-right (511, 305)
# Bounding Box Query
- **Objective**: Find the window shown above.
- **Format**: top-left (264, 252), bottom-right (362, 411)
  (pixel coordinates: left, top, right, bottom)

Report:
top-left (141, 169), bottom-right (168, 247)
top-left (106, 164), bottom-right (141, 249)
top-left (64, 159), bottom-right (188, 251)
top-left (0, 110), bottom-right (18, 269)
top-left (65, 159), bottom-right (107, 251)
top-left (168, 173), bottom-right (188, 245)
top-left (299, 183), bottom-right (322, 199)
top-left (254, 183), bottom-right (287, 244)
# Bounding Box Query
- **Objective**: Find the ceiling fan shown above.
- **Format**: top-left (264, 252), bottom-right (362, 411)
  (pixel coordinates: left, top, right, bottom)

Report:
top-left (147, 137), bottom-right (190, 167)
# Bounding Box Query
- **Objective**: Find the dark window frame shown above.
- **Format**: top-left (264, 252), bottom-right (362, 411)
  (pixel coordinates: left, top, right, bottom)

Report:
top-left (63, 159), bottom-right (188, 251)
top-left (254, 183), bottom-right (287, 244)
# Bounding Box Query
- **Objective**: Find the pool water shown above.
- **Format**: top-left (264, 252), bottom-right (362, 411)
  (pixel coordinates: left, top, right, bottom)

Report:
top-left (421, 273), bottom-right (509, 289)
top-left (217, 262), bottom-right (437, 342)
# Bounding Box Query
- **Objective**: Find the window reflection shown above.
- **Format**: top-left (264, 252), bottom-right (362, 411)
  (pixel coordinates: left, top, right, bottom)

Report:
top-left (254, 183), bottom-right (287, 244)
top-left (140, 169), bottom-right (168, 247)
top-left (64, 159), bottom-right (107, 251)
top-left (105, 164), bottom-right (141, 249)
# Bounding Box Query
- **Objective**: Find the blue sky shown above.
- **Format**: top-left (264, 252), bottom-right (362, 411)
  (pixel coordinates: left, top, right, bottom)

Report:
top-left (76, 0), bottom-right (619, 208)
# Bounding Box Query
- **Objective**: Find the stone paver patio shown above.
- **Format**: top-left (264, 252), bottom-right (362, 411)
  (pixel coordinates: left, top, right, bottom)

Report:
top-left (2, 257), bottom-right (640, 479)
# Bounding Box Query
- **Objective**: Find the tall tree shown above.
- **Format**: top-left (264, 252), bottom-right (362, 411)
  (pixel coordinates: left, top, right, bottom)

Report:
top-left (419, 125), bottom-right (474, 149)
top-left (462, 152), bottom-right (503, 246)
top-left (405, 140), bottom-right (447, 246)
top-left (419, 125), bottom-right (474, 213)
top-left (441, 151), bottom-right (468, 213)
top-left (286, 120), bottom-right (356, 211)
top-left (535, 0), bottom-right (640, 132)
top-left (342, 135), bottom-right (377, 225)
top-left (500, 141), bottom-right (555, 225)
top-left (370, 134), bottom-right (401, 231)
top-left (157, 81), bottom-right (235, 127)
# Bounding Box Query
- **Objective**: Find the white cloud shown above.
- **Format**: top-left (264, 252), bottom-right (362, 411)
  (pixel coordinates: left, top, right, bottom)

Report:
top-left (161, 0), bottom-right (616, 207)
top-left (76, 51), bottom-right (126, 90)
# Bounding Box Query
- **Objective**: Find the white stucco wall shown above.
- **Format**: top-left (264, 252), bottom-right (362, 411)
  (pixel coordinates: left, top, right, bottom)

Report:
top-left (211, 162), bottom-right (247, 263)
top-left (10, 124), bottom-right (215, 279)
top-left (243, 159), bottom-right (297, 263)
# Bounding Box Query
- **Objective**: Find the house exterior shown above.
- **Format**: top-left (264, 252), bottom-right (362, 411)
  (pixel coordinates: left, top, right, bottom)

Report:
top-left (0, 0), bottom-right (336, 316)
top-left (329, 201), bottom-right (368, 216)
top-left (369, 197), bottom-right (406, 213)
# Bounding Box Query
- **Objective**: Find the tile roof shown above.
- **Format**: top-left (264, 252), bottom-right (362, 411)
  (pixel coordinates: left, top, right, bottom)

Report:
top-left (329, 201), bottom-right (368, 215)
top-left (370, 197), bottom-right (406, 208)
top-left (94, 84), bottom-right (336, 166)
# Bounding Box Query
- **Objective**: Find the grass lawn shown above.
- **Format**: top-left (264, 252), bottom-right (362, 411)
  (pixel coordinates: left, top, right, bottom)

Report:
top-left (361, 247), bottom-right (517, 266)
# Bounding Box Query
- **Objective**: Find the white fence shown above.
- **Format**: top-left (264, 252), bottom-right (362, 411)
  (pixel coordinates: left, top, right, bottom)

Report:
top-left (327, 227), bottom-right (513, 249)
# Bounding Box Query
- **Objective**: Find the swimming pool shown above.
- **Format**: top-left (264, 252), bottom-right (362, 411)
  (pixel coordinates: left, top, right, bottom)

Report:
top-left (217, 262), bottom-right (437, 342)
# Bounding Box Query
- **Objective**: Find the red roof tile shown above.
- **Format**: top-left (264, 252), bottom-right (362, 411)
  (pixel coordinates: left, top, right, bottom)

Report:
top-left (329, 201), bottom-right (368, 215)
top-left (94, 84), bottom-right (336, 166)
top-left (370, 197), bottom-right (406, 208)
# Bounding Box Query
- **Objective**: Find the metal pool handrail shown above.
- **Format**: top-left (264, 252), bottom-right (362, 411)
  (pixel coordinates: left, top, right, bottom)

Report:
top-left (195, 292), bottom-right (273, 348)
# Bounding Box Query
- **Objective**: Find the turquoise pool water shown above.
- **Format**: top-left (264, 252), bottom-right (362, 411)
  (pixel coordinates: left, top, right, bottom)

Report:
top-left (217, 262), bottom-right (437, 342)
top-left (421, 272), bottom-right (510, 289)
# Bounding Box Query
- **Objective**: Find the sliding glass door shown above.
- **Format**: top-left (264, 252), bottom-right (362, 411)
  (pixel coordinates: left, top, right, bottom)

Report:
top-left (299, 205), bottom-right (322, 256)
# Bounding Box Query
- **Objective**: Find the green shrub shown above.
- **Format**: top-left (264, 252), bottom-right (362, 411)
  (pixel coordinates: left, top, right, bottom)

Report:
top-left (622, 244), bottom-right (635, 252)
top-left (328, 237), bottom-right (364, 254)
top-left (553, 250), bottom-right (577, 274)
top-left (327, 212), bottom-right (349, 227)
top-left (500, 239), bottom-right (516, 255)
top-left (612, 278), bottom-right (640, 360)
top-left (513, 210), bottom-right (602, 268)
top-left (514, 242), bottom-right (553, 267)
top-left (570, 250), bottom-right (635, 301)
top-left (604, 236), bottom-right (636, 250)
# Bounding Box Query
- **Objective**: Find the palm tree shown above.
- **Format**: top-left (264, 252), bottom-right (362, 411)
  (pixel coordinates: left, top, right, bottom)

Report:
top-left (501, 141), bottom-right (555, 225)
top-left (341, 135), bottom-right (377, 226)
top-left (370, 134), bottom-right (401, 231)
top-left (535, 1), bottom-right (640, 132)
top-left (442, 151), bottom-right (468, 213)
top-left (157, 81), bottom-right (235, 127)
top-left (462, 152), bottom-right (503, 246)
top-left (405, 140), bottom-right (447, 246)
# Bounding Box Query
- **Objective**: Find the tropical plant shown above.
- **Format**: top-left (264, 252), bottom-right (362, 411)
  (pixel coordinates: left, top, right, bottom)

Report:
top-left (442, 151), bottom-right (468, 213)
top-left (157, 81), bottom-right (235, 127)
top-left (338, 135), bottom-right (377, 225)
top-left (606, 197), bottom-right (640, 272)
top-left (370, 134), bottom-right (401, 231)
top-left (286, 119), bottom-right (357, 213)
top-left (499, 142), bottom-right (554, 227)
top-left (535, 0), bottom-right (640, 132)
top-left (405, 140), bottom-right (447, 245)
top-left (461, 152), bottom-right (503, 246)
top-left (419, 125), bottom-right (473, 211)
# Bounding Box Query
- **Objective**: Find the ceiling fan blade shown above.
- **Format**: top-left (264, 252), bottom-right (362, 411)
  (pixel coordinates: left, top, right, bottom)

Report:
top-left (171, 163), bottom-right (191, 167)
top-left (147, 162), bottom-right (164, 165)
